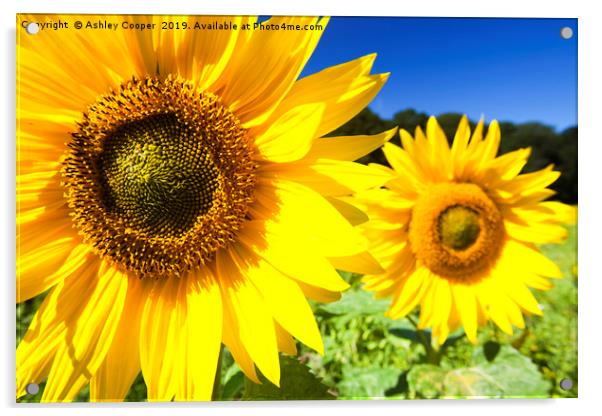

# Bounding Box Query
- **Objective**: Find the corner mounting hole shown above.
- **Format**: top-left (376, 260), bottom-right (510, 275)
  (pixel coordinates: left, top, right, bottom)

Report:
top-left (559, 378), bottom-right (574, 391)
top-left (25, 22), bottom-right (39, 35)
top-left (560, 27), bottom-right (573, 39)
top-left (26, 383), bottom-right (40, 395)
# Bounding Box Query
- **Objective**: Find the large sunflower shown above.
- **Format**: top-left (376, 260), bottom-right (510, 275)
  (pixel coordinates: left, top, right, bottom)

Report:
top-left (352, 116), bottom-right (575, 344)
top-left (16, 15), bottom-right (395, 402)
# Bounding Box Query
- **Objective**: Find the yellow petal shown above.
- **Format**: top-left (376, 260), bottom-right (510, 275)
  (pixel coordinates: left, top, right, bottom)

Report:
top-left (252, 54), bottom-right (388, 139)
top-left (17, 239), bottom-right (86, 302)
top-left (238, 220), bottom-right (349, 292)
top-left (497, 188), bottom-right (557, 206)
top-left (387, 267), bottom-right (431, 318)
top-left (503, 296), bottom-right (526, 330)
top-left (221, 295), bottom-right (260, 383)
top-left (275, 323), bottom-right (298, 356)
top-left (505, 240), bottom-right (563, 278)
top-left (326, 196), bottom-right (369, 226)
top-left (129, 15), bottom-right (159, 76)
top-left (488, 300), bottom-right (514, 335)
top-left (503, 280), bottom-right (543, 316)
top-left (499, 165), bottom-right (560, 194)
top-left (450, 115), bottom-right (471, 175)
top-left (175, 268), bottom-right (223, 401)
top-left (523, 274), bottom-right (555, 291)
top-left (261, 158), bottom-right (394, 196)
top-left (505, 220), bottom-right (568, 244)
top-left (16, 279), bottom-right (79, 398)
top-left (382, 141), bottom-right (426, 190)
top-left (479, 148), bottom-right (531, 186)
top-left (139, 278), bottom-right (180, 402)
top-left (418, 278), bottom-right (439, 329)
top-left (90, 277), bottom-right (145, 402)
top-left (252, 179), bottom-right (367, 257)
top-left (17, 169), bottom-right (64, 214)
top-left (426, 116), bottom-right (452, 176)
top-left (217, 249), bottom-right (280, 387)
top-left (16, 171), bottom-right (59, 194)
top-left (480, 120), bottom-right (501, 162)
top-left (467, 118), bottom-right (485, 151)
top-left (42, 263), bottom-right (128, 402)
top-left (18, 130), bottom-right (65, 166)
top-left (231, 243), bottom-right (323, 355)
top-left (255, 103), bottom-right (325, 163)
top-left (328, 251), bottom-right (385, 275)
top-left (451, 284), bottom-right (478, 344)
top-left (173, 16), bottom-right (243, 91)
top-left (539, 201), bottom-right (577, 224)
top-left (431, 278), bottom-right (452, 336)
top-left (510, 201), bottom-right (576, 224)
top-left (302, 128), bottom-right (398, 162)
top-left (218, 16), bottom-right (326, 127)
top-left (19, 39), bottom-right (108, 113)
top-left (365, 241), bottom-right (414, 281)
top-left (296, 281), bottom-right (342, 303)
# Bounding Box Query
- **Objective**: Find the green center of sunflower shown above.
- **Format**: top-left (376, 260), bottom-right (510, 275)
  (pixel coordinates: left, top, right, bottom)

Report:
top-left (438, 205), bottom-right (481, 250)
top-left (63, 76), bottom-right (257, 278)
top-left (409, 182), bottom-right (505, 282)
top-left (99, 113), bottom-right (219, 238)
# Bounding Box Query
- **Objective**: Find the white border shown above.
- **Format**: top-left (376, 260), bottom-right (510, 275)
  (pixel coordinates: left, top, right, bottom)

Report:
top-left (2, 1), bottom-right (600, 416)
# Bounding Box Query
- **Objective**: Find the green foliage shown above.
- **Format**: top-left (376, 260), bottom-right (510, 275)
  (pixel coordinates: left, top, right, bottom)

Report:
top-left (318, 286), bottom-right (390, 317)
top-left (242, 356), bottom-right (334, 401)
top-left (124, 373), bottom-right (147, 402)
top-left (520, 224), bottom-right (578, 397)
top-left (220, 352), bottom-right (245, 400)
top-left (337, 366), bottom-right (402, 399)
top-left (16, 292), bottom-right (47, 345)
top-left (406, 365), bottom-right (446, 399)
top-left (407, 345), bottom-right (551, 399)
top-left (303, 284), bottom-right (421, 394)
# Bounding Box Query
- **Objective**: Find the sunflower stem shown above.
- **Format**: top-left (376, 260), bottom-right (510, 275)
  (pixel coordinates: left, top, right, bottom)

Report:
top-left (407, 315), bottom-right (440, 365)
top-left (211, 344), bottom-right (224, 401)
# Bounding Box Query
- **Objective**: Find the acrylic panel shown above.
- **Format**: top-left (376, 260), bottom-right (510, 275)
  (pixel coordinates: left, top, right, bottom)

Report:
top-left (16, 14), bottom-right (578, 402)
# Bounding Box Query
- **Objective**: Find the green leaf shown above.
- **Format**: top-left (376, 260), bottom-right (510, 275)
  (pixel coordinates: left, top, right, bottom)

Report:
top-left (389, 326), bottom-right (429, 344)
top-left (221, 370), bottom-right (244, 400)
top-left (407, 364), bottom-right (447, 399)
top-left (337, 366), bottom-right (402, 398)
top-left (407, 346), bottom-right (551, 399)
top-left (318, 289), bottom-right (390, 317)
top-left (242, 356), bottom-right (334, 400)
top-left (444, 345), bottom-right (551, 398)
top-left (483, 341), bottom-right (501, 362)
top-left (443, 368), bottom-right (505, 397)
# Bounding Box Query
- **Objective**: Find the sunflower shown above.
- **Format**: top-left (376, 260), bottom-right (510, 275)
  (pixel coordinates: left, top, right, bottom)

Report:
top-left (351, 116), bottom-right (575, 345)
top-left (17, 14), bottom-right (395, 402)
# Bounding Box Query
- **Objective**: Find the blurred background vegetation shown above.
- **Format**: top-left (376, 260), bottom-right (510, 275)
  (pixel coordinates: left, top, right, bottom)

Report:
top-left (16, 109), bottom-right (578, 402)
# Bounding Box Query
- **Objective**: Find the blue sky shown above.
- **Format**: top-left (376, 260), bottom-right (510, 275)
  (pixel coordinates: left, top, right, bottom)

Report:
top-left (301, 17), bottom-right (577, 131)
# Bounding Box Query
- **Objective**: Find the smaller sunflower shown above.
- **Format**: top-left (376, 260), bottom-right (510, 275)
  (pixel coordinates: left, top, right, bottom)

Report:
top-left (351, 116), bottom-right (575, 344)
